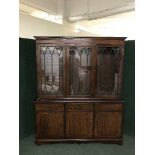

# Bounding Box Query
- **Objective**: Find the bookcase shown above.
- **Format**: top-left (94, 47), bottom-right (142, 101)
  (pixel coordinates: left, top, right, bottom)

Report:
top-left (34, 37), bottom-right (126, 144)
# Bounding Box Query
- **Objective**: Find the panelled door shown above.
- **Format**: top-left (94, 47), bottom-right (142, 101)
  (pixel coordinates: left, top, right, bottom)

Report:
top-left (36, 104), bottom-right (64, 139)
top-left (66, 103), bottom-right (93, 138)
top-left (94, 103), bottom-right (123, 138)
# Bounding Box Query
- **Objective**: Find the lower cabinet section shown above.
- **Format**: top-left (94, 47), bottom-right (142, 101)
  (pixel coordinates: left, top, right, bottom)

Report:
top-left (35, 101), bottom-right (124, 144)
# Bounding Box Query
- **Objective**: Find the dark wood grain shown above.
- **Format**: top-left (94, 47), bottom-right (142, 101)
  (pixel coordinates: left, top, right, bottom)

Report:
top-left (66, 111), bottom-right (93, 138)
top-left (36, 111), bottom-right (64, 139)
top-left (94, 111), bottom-right (122, 138)
top-left (34, 37), bottom-right (126, 144)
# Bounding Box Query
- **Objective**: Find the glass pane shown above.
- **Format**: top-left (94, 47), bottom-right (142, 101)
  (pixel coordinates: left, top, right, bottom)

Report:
top-left (40, 46), bottom-right (63, 95)
top-left (69, 47), bottom-right (92, 95)
top-left (97, 46), bottom-right (120, 96)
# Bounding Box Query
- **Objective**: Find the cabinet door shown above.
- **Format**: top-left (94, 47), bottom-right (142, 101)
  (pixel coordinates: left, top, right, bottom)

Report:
top-left (36, 104), bottom-right (64, 139)
top-left (67, 46), bottom-right (94, 96)
top-left (96, 45), bottom-right (124, 97)
top-left (37, 45), bottom-right (65, 97)
top-left (66, 104), bottom-right (93, 138)
top-left (94, 103), bottom-right (123, 138)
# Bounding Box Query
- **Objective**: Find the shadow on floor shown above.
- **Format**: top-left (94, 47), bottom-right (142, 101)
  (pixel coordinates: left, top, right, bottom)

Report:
top-left (20, 134), bottom-right (135, 155)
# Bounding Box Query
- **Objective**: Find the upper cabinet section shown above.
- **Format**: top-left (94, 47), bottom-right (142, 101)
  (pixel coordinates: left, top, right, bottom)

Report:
top-left (35, 37), bottom-right (126, 99)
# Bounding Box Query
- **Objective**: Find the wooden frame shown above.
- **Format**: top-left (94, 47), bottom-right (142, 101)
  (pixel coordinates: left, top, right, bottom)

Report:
top-left (34, 37), bottom-right (126, 144)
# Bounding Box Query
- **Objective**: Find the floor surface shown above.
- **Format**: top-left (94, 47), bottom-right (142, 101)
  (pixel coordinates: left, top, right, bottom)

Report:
top-left (20, 134), bottom-right (135, 155)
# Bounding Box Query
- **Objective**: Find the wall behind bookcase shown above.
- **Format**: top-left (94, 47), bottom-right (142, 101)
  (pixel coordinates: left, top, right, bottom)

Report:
top-left (19, 38), bottom-right (135, 140)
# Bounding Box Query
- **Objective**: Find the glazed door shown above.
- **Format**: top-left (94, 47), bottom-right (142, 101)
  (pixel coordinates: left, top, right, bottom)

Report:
top-left (95, 45), bottom-right (124, 97)
top-left (67, 46), bottom-right (95, 96)
top-left (37, 44), bottom-right (66, 98)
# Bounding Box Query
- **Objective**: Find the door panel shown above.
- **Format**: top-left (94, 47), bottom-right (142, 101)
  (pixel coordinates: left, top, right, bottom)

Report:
top-left (66, 112), bottom-right (93, 138)
top-left (96, 46), bottom-right (122, 96)
top-left (66, 103), bottom-right (93, 138)
top-left (36, 104), bottom-right (64, 139)
top-left (36, 112), bottom-right (64, 139)
top-left (67, 46), bottom-right (94, 96)
top-left (38, 45), bottom-right (65, 97)
top-left (94, 103), bottom-right (123, 138)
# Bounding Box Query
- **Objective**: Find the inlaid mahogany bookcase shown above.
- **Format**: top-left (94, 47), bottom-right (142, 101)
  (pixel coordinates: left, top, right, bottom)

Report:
top-left (33, 37), bottom-right (126, 144)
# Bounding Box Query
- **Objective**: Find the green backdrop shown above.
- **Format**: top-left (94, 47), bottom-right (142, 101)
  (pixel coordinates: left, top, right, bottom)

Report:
top-left (123, 41), bottom-right (135, 136)
top-left (19, 38), bottom-right (37, 140)
top-left (19, 38), bottom-right (135, 140)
